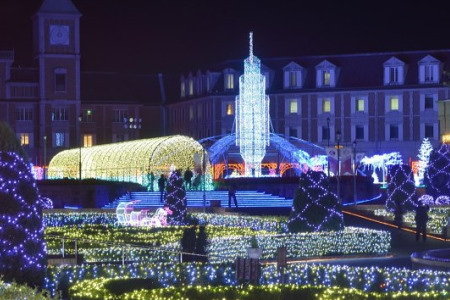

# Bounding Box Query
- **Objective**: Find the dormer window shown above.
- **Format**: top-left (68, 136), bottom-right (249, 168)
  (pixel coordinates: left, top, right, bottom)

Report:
top-left (180, 81), bottom-right (186, 98)
top-left (383, 57), bottom-right (405, 85)
top-left (188, 79), bottom-right (194, 96)
top-left (418, 55), bottom-right (440, 84)
top-left (289, 71), bottom-right (297, 87)
top-left (283, 62), bottom-right (304, 89)
top-left (197, 76), bottom-right (203, 95)
top-left (389, 67), bottom-right (399, 84)
top-left (323, 71), bottom-right (331, 86)
top-left (315, 60), bottom-right (337, 88)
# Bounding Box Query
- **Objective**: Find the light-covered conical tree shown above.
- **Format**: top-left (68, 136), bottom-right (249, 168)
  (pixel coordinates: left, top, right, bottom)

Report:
top-left (386, 164), bottom-right (417, 213)
top-left (0, 151), bottom-right (47, 288)
top-left (425, 144), bottom-right (450, 198)
top-left (165, 170), bottom-right (187, 225)
top-left (288, 170), bottom-right (344, 233)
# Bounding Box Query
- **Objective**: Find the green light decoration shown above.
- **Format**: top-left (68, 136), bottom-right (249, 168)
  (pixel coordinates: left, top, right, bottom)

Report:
top-left (47, 135), bottom-right (210, 186)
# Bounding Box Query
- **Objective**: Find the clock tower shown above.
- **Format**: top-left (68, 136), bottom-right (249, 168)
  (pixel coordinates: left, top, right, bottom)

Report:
top-left (33, 0), bottom-right (81, 150)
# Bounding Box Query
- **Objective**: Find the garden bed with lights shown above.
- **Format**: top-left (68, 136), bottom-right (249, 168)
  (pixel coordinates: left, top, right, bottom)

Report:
top-left (66, 264), bottom-right (450, 300)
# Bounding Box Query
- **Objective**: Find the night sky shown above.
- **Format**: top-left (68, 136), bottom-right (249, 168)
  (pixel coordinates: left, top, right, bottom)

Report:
top-left (1, 0), bottom-right (450, 75)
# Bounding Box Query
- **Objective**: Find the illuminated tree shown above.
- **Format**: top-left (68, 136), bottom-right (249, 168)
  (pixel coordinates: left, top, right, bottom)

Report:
top-left (425, 144), bottom-right (450, 198)
top-left (417, 138), bottom-right (433, 184)
top-left (288, 170), bottom-right (344, 233)
top-left (386, 164), bottom-right (417, 228)
top-left (165, 170), bottom-right (187, 224)
top-left (0, 151), bottom-right (47, 288)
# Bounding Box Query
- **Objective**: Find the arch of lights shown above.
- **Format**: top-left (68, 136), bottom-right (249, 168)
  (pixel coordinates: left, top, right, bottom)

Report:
top-left (205, 133), bottom-right (326, 178)
top-left (48, 135), bottom-right (209, 186)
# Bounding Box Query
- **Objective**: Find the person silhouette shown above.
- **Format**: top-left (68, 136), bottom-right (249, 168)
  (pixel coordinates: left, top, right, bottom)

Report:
top-left (158, 174), bottom-right (167, 203)
top-left (415, 200), bottom-right (430, 242)
top-left (184, 168), bottom-right (193, 190)
top-left (228, 184), bottom-right (238, 208)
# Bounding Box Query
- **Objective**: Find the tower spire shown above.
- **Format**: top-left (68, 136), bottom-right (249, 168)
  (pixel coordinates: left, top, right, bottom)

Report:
top-left (249, 32), bottom-right (253, 61)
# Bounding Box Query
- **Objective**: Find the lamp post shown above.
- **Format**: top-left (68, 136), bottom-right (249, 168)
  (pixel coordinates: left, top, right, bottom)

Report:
top-left (353, 140), bottom-right (357, 205)
top-left (78, 114), bottom-right (82, 181)
top-left (43, 135), bottom-right (47, 180)
top-left (336, 130), bottom-right (341, 202)
top-left (327, 117), bottom-right (330, 177)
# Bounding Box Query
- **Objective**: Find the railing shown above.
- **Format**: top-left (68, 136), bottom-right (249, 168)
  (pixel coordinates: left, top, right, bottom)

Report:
top-left (45, 234), bottom-right (213, 266)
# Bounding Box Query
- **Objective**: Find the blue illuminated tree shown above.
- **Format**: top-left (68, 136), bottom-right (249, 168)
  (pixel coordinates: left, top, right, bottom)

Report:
top-left (165, 170), bottom-right (187, 224)
top-left (288, 170), bottom-right (344, 233)
top-left (425, 144), bottom-right (450, 198)
top-left (386, 164), bottom-right (417, 227)
top-left (0, 151), bottom-right (47, 288)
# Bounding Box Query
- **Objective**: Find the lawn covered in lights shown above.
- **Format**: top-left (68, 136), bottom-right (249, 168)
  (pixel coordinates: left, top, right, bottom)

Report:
top-left (40, 211), bottom-right (450, 298)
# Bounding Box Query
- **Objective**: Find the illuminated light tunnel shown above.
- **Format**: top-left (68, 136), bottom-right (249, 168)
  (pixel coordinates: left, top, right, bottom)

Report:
top-left (48, 135), bottom-right (209, 185)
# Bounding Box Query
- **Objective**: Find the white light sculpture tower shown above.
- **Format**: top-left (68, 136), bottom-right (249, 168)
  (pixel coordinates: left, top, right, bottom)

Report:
top-left (235, 32), bottom-right (270, 177)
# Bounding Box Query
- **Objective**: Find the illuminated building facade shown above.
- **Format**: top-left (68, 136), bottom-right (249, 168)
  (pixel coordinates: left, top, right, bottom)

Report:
top-left (173, 50), bottom-right (450, 176)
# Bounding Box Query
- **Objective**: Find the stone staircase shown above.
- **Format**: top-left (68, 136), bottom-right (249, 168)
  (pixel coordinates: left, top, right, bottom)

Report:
top-left (103, 190), bottom-right (292, 209)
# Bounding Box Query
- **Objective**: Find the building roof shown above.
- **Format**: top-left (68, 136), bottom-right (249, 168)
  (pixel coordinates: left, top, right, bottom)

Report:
top-left (185, 49), bottom-right (450, 96)
top-left (37, 0), bottom-right (80, 15)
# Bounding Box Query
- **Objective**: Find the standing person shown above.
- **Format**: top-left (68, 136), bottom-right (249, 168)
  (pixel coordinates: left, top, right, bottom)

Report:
top-left (184, 168), bottom-right (193, 190)
top-left (228, 184), bottom-right (238, 208)
top-left (415, 201), bottom-right (430, 242)
top-left (147, 172), bottom-right (155, 192)
top-left (158, 174), bottom-right (167, 203)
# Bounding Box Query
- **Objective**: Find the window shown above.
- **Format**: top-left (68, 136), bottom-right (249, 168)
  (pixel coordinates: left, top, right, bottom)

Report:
top-left (289, 127), bottom-right (297, 138)
top-left (425, 95), bottom-right (434, 109)
top-left (226, 73), bottom-right (234, 89)
top-left (226, 103), bottom-right (234, 115)
top-left (54, 68), bottom-right (67, 92)
top-left (323, 71), bottom-right (331, 86)
top-left (356, 99), bottom-right (365, 112)
top-left (82, 109), bottom-right (95, 122)
top-left (113, 109), bottom-right (127, 123)
top-left (289, 71), bottom-right (297, 87)
top-left (20, 133), bottom-right (29, 146)
top-left (425, 65), bottom-right (434, 82)
top-left (322, 126), bottom-right (330, 141)
top-left (189, 105), bottom-right (194, 121)
top-left (322, 99), bottom-right (331, 112)
top-left (384, 57), bottom-right (405, 85)
top-left (55, 132), bottom-right (65, 147)
top-left (356, 126), bottom-right (364, 140)
top-left (389, 67), bottom-right (399, 84)
top-left (197, 104), bottom-right (202, 118)
top-left (180, 82), bottom-right (186, 98)
top-left (188, 79), bottom-right (194, 96)
top-left (390, 125), bottom-right (399, 140)
top-left (390, 97), bottom-right (399, 110)
top-left (289, 99), bottom-right (298, 114)
top-left (16, 108), bottom-right (33, 121)
top-left (425, 124), bottom-right (434, 138)
top-left (197, 77), bottom-right (202, 94)
top-left (83, 134), bottom-right (94, 147)
top-left (52, 107), bottom-right (68, 121)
